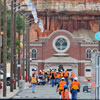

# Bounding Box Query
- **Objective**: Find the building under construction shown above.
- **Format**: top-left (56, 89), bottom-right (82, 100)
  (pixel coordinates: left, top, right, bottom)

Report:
top-left (12, 0), bottom-right (100, 81)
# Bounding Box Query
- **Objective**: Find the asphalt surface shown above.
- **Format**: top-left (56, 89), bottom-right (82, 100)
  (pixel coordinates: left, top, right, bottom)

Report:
top-left (12, 82), bottom-right (95, 99)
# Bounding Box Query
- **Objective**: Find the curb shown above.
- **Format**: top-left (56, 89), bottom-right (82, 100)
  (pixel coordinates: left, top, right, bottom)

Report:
top-left (10, 83), bottom-right (30, 99)
top-left (9, 89), bottom-right (22, 99)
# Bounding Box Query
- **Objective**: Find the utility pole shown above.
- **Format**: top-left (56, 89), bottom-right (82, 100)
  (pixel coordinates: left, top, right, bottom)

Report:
top-left (3, 0), bottom-right (7, 97)
top-left (18, 32), bottom-right (21, 86)
top-left (0, 0), bottom-right (2, 86)
top-left (23, 31), bottom-right (25, 80)
top-left (28, 22), bottom-right (30, 79)
top-left (17, 3), bottom-right (21, 87)
top-left (10, 0), bottom-right (14, 92)
top-left (26, 19), bottom-right (29, 82)
top-left (13, 0), bottom-right (17, 89)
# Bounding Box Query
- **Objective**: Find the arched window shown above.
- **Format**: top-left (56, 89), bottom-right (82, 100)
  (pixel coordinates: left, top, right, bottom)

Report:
top-left (93, 49), bottom-right (98, 53)
top-left (86, 49), bottom-right (91, 59)
top-left (32, 49), bottom-right (37, 58)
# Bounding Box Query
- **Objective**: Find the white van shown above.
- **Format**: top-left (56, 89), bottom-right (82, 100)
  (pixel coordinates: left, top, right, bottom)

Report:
top-left (0, 70), bottom-right (10, 81)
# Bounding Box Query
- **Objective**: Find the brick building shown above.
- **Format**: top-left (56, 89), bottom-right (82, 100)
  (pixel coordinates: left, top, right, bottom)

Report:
top-left (14, 0), bottom-right (100, 80)
top-left (26, 0), bottom-right (100, 80)
top-left (29, 30), bottom-right (98, 80)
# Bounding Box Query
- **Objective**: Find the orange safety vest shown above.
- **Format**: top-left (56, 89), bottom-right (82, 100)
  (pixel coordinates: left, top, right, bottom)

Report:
top-left (50, 72), bottom-right (56, 79)
top-left (56, 73), bottom-right (60, 78)
top-left (47, 71), bottom-right (50, 78)
top-left (60, 72), bottom-right (64, 77)
top-left (41, 72), bottom-right (45, 75)
top-left (72, 81), bottom-right (79, 89)
top-left (64, 71), bottom-right (69, 77)
top-left (61, 90), bottom-right (69, 100)
top-left (58, 81), bottom-right (67, 91)
top-left (30, 77), bottom-right (37, 83)
top-left (54, 72), bottom-right (57, 77)
top-left (70, 72), bottom-right (75, 78)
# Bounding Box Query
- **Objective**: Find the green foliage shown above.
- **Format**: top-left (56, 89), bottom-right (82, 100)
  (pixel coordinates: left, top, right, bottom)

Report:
top-left (16, 14), bottom-right (25, 35)
top-left (1, 2), bottom-right (25, 61)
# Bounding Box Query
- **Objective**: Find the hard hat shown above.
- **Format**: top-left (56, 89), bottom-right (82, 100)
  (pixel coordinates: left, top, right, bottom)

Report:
top-left (74, 77), bottom-right (78, 81)
top-left (34, 68), bottom-right (37, 70)
top-left (63, 84), bottom-right (68, 89)
top-left (61, 77), bottom-right (65, 80)
top-left (40, 70), bottom-right (42, 72)
top-left (65, 69), bottom-right (67, 71)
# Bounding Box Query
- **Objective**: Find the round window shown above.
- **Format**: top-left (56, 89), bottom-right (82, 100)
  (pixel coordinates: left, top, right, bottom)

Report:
top-left (53, 36), bottom-right (70, 53)
top-left (55, 38), bottom-right (67, 50)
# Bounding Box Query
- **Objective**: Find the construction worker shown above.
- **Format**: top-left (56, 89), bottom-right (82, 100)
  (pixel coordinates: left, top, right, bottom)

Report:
top-left (70, 71), bottom-right (75, 82)
top-left (57, 77), bottom-right (67, 97)
top-left (71, 77), bottom-right (80, 99)
top-left (30, 74), bottom-right (37, 93)
top-left (54, 70), bottom-right (57, 85)
top-left (39, 70), bottom-right (42, 75)
top-left (64, 69), bottom-right (69, 85)
top-left (47, 69), bottom-right (50, 83)
top-left (41, 70), bottom-right (45, 75)
top-left (56, 71), bottom-right (60, 84)
top-left (60, 70), bottom-right (64, 78)
top-left (50, 70), bottom-right (56, 87)
top-left (61, 84), bottom-right (71, 99)
top-left (33, 68), bottom-right (37, 75)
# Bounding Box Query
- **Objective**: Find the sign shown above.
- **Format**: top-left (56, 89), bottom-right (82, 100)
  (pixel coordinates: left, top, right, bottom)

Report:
top-left (0, 35), bottom-right (2, 47)
top-left (17, 64), bottom-right (21, 68)
top-left (95, 31), bottom-right (100, 41)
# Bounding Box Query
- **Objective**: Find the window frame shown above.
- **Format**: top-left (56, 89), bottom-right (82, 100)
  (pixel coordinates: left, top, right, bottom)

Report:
top-left (86, 48), bottom-right (91, 59)
top-left (31, 48), bottom-right (37, 59)
top-left (86, 69), bottom-right (91, 72)
top-left (92, 48), bottom-right (98, 53)
top-left (53, 35), bottom-right (70, 53)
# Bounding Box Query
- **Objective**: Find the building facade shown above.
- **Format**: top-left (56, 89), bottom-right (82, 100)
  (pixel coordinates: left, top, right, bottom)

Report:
top-left (30, 30), bottom-right (98, 80)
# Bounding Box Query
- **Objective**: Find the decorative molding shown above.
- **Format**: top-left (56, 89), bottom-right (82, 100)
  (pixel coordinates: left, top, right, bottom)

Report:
top-left (30, 44), bottom-right (42, 46)
top-left (80, 43), bottom-right (98, 47)
top-left (40, 30), bottom-right (74, 40)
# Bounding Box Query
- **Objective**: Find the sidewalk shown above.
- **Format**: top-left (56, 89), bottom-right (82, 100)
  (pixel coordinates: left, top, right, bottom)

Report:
top-left (0, 82), bottom-right (30, 99)
top-left (0, 83), bottom-right (20, 99)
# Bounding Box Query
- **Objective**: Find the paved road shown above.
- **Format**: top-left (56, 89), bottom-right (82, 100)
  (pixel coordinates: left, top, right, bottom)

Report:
top-left (12, 82), bottom-right (95, 99)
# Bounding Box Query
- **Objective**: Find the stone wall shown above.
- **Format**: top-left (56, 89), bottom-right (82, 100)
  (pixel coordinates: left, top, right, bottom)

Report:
top-left (36, 0), bottom-right (100, 12)
top-left (29, 15), bottom-right (99, 42)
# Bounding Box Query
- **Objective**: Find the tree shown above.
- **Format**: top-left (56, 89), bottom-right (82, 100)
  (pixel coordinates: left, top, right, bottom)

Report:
top-left (16, 14), bottom-right (25, 34)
